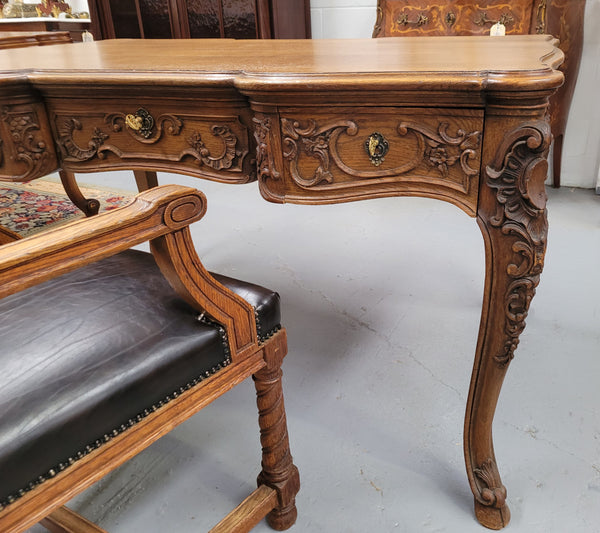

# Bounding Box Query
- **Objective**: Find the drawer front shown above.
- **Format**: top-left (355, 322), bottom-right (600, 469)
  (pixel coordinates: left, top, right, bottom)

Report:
top-left (375, 2), bottom-right (453, 36)
top-left (50, 100), bottom-right (255, 183)
top-left (374, 1), bottom-right (538, 37)
top-left (258, 108), bottom-right (484, 215)
top-left (450, 1), bottom-right (535, 35)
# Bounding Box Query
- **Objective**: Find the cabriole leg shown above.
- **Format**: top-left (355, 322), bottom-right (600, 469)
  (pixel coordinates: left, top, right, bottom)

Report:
top-left (466, 121), bottom-right (551, 529)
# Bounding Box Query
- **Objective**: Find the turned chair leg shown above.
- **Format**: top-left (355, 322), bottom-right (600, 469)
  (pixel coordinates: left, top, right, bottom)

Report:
top-left (253, 330), bottom-right (300, 531)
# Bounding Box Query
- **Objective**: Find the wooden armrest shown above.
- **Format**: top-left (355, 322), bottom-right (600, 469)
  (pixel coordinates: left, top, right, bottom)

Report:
top-left (0, 183), bottom-right (257, 359)
top-left (0, 184), bottom-right (205, 298)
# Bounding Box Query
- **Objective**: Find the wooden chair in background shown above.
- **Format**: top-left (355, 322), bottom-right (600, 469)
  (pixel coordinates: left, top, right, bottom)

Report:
top-left (0, 184), bottom-right (299, 532)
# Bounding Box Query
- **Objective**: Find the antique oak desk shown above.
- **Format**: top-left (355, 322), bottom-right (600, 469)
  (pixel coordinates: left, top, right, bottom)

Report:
top-left (0, 36), bottom-right (563, 530)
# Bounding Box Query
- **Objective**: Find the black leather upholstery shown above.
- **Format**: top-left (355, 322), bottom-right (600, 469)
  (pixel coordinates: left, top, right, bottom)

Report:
top-left (212, 273), bottom-right (281, 341)
top-left (0, 249), bottom-right (281, 507)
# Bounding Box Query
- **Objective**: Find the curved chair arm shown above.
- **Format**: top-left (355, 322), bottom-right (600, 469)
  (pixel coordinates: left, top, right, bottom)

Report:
top-left (0, 184), bottom-right (257, 357)
top-left (0, 184), bottom-right (204, 298)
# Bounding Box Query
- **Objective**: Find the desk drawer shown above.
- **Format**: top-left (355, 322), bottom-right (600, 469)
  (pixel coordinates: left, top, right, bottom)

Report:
top-left (50, 100), bottom-right (254, 183)
top-left (258, 108), bottom-right (483, 214)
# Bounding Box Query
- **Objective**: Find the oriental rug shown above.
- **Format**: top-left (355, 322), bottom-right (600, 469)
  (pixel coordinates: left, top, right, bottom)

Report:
top-left (0, 179), bottom-right (131, 239)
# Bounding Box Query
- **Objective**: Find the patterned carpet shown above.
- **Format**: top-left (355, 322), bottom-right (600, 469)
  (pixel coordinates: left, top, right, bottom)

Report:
top-left (0, 179), bottom-right (131, 239)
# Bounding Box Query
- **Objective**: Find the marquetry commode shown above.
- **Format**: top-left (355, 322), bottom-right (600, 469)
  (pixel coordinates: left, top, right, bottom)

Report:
top-left (0, 36), bottom-right (563, 530)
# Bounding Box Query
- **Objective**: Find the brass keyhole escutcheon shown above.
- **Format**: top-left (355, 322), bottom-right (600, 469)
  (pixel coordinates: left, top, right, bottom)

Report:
top-left (365, 132), bottom-right (389, 166)
top-left (125, 108), bottom-right (154, 138)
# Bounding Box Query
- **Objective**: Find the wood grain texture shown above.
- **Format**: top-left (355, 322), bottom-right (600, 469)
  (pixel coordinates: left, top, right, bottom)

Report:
top-left (209, 485), bottom-right (279, 533)
top-left (41, 506), bottom-right (108, 533)
top-left (0, 31), bottom-right (72, 50)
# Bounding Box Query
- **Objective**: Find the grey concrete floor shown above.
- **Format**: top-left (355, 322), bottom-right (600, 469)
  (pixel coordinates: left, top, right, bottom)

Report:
top-left (29, 173), bottom-right (599, 533)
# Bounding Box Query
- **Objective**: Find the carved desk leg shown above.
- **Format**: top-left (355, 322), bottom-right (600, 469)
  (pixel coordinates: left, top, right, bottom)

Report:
top-left (466, 120), bottom-right (551, 529)
top-left (133, 170), bottom-right (159, 191)
top-left (58, 169), bottom-right (100, 217)
top-left (254, 329), bottom-right (300, 531)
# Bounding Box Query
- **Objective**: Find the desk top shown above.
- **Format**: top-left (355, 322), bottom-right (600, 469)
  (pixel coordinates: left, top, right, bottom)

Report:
top-left (0, 35), bottom-right (563, 94)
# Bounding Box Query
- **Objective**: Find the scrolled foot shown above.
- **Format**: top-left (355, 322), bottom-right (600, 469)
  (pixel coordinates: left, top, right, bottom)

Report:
top-left (472, 458), bottom-right (510, 529)
top-left (474, 499), bottom-right (511, 530)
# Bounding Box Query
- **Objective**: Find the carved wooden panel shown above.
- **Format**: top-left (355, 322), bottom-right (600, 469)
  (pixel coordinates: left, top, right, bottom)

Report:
top-left (259, 108), bottom-right (483, 214)
top-left (51, 104), bottom-right (254, 183)
top-left (0, 102), bottom-right (58, 182)
top-left (373, 0), bottom-right (542, 37)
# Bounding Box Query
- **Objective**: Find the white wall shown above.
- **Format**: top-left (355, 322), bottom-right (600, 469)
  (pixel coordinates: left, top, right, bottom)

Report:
top-left (311, 0), bottom-right (600, 189)
top-left (67, 0), bottom-right (89, 14)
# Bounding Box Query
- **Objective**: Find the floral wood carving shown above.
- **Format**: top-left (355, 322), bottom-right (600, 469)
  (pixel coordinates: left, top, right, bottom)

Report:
top-left (2, 107), bottom-right (54, 180)
top-left (105, 112), bottom-right (182, 144)
top-left (474, 458), bottom-right (507, 508)
top-left (397, 121), bottom-right (481, 179)
top-left (280, 117), bottom-right (480, 190)
top-left (281, 118), bottom-right (357, 187)
top-left (185, 125), bottom-right (241, 171)
top-left (253, 115), bottom-right (280, 181)
top-left (57, 117), bottom-right (109, 162)
top-left (485, 121), bottom-right (551, 367)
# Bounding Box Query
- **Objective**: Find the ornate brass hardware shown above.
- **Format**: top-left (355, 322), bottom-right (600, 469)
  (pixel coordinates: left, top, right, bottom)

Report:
top-left (474, 11), bottom-right (514, 27)
top-left (397, 12), bottom-right (429, 26)
top-left (125, 108), bottom-right (154, 138)
top-left (446, 12), bottom-right (456, 26)
top-left (535, 0), bottom-right (547, 33)
top-left (364, 132), bottom-right (389, 166)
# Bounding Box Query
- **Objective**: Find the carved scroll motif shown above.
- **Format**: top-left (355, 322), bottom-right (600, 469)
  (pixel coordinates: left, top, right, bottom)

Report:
top-left (253, 115), bottom-right (280, 181)
top-left (58, 117), bottom-right (109, 161)
top-left (281, 118), bottom-right (357, 187)
top-left (185, 125), bottom-right (241, 171)
top-left (486, 122), bottom-right (551, 367)
top-left (105, 112), bottom-right (182, 144)
top-left (474, 458), bottom-right (507, 508)
top-left (2, 107), bottom-right (54, 180)
top-left (398, 122), bottom-right (481, 180)
top-left (280, 117), bottom-right (481, 189)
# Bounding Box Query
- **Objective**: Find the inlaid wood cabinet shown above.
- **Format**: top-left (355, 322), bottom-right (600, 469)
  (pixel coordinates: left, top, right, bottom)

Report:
top-left (88, 0), bottom-right (311, 40)
top-left (373, 0), bottom-right (586, 187)
top-left (373, 0), bottom-right (550, 36)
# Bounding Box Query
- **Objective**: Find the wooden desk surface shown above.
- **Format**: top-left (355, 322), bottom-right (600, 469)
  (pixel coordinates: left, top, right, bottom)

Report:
top-left (0, 36), bottom-right (563, 92)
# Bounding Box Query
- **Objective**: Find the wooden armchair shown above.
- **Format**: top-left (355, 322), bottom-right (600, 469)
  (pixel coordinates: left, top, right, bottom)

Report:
top-left (0, 185), bottom-right (299, 532)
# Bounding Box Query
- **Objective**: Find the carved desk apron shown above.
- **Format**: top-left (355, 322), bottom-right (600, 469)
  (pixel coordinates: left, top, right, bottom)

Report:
top-left (0, 35), bottom-right (563, 530)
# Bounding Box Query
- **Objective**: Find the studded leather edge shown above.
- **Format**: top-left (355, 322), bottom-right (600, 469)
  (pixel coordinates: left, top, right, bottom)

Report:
top-left (0, 325), bottom-right (231, 511)
top-left (254, 306), bottom-right (282, 344)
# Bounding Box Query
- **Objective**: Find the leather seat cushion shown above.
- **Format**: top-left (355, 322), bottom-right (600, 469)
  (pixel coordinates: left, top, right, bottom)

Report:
top-left (0, 249), bottom-right (281, 507)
